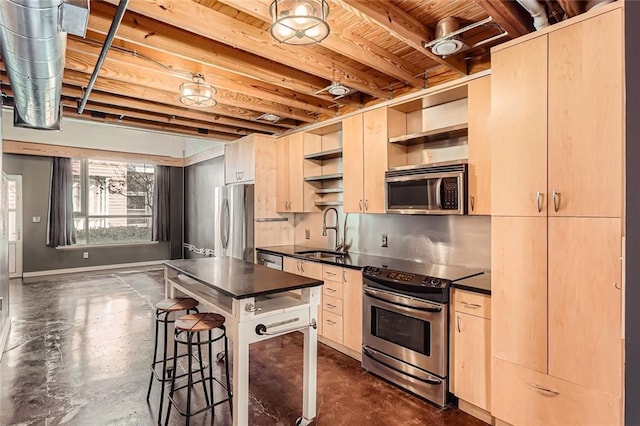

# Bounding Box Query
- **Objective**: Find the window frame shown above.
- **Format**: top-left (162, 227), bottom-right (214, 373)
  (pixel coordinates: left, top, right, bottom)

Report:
top-left (72, 158), bottom-right (156, 246)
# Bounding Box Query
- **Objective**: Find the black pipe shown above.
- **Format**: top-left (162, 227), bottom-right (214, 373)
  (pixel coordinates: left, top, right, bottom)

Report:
top-left (77, 0), bottom-right (129, 114)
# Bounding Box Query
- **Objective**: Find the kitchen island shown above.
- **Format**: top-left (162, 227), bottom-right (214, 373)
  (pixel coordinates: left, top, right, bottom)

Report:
top-left (164, 258), bottom-right (323, 426)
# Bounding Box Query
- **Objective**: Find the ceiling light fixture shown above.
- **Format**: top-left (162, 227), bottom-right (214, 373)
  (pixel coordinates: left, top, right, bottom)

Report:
top-left (179, 73), bottom-right (217, 107)
top-left (256, 112), bottom-right (281, 122)
top-left (269, 0), bottom-right (330, 45)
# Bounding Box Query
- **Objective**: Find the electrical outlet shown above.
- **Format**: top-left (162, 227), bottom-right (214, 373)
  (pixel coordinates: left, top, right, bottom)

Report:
top-left (83, 252), bottom-right (89, 259)
top-left (381, 234), bottom-right (388, 247)
top-left (305, 229), bottom-right (310, 240)
top-left (32, 216), bottom-right (41, 223)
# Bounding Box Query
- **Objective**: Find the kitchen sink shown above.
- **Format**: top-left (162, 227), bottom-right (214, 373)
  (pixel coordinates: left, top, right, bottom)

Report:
top-left (295, 249), bottom-right (348, 259)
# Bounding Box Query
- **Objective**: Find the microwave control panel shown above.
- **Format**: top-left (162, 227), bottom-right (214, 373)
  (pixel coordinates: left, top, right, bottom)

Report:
top-left (442, 177), bottom-right (459, 209)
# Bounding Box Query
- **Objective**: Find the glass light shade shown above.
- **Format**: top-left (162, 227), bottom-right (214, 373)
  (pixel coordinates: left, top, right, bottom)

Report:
top-left (179, 75), bottom-right (217, 107)
top-left (270, 0), bottom-right (330, 45)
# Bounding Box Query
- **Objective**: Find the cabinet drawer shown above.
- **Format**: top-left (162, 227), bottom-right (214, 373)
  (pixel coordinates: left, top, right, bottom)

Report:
top-left (322, 311), bottom-right (343, 344)
top-left (454, 290), bottom-right (491, 319)
top-left (492, 358), bottom-right (621, 426)
top-left (322, 295), bottom-right (343, 316)
top-left (323, 280), bottom-right (343, 299)
top-left (322, 265), bottom-right (343, 283)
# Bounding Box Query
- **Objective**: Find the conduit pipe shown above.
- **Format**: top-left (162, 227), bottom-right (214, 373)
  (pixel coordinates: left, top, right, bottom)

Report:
top-left (77, 0), bottom-right (129, 115)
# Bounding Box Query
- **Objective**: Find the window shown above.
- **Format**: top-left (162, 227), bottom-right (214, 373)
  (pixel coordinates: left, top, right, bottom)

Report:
top-left (72, 159), bottom-right (155, 245)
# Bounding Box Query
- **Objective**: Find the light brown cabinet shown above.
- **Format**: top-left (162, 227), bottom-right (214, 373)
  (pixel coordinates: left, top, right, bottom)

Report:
top-left (491, 8), bottom-right (623, 425)
top-left (342, 268), bottom-right (363, 353)
top-left (276, 133), bottom-right (309, 213)
top-left (467, 76), bottom-right (491, 215)
top-left (224, 135), bottom-right (255, 184)
top-left (452, 290), bottom-right (491, 413)
top-left (342, 109), bottom-right (388, 213)
top-left (492, 9), bottom-right (622, 218)
top-left (283, 256), bottom-right (323, 333)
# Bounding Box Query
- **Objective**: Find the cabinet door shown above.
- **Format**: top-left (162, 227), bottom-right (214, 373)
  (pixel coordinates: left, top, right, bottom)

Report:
top-left (238, 136), bottom-right (255, 182)
top-left (454, 312), bottom-right (490, 410)
top-left (362, 108), bottom-right (388, 213)
top-left (283, 256), bottom-right (299, 274)
top-left (275, 136), bottom-right (290, 213)
top-left (548, 10), bottom-right (622, 218)
top-left (467, 76), bottom-right (492, 216)
top-left (342, 268), bottom-right (363, 353)
top-left (492, 216), bottom-right (547, 373)
top-left (342, 114), bottom-right (364, 213)
top-left (288, 133), bottom-right (305, 212)
top-left (491, 36), bottom-right (548, 216)
top-left (548, 217), bottom-right (622, 396)
top-left (224, 141), bottom-right (240, 184)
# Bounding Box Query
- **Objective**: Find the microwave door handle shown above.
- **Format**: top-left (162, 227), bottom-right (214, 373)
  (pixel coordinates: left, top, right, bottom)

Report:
top-left (435, 177), bottom-right (443, 209)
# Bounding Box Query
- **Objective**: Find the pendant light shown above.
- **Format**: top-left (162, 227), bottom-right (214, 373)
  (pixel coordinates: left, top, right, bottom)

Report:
top-left (179, 73), bottom-right (216, 107)
top-left (270, 0), bottom-right (330, 45)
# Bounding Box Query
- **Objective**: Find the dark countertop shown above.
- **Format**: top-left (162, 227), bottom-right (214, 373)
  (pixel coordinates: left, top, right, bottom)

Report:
top-left (452, 272), bottom-right (491, 295)
top-left (257, 245), bottom-right (485, 281)
top-left (164, 257), bottom-right (323, 299)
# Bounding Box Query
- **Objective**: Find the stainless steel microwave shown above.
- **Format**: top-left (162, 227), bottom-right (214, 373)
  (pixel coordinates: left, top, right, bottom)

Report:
top-left (384, 162), bottom-right (467, 215)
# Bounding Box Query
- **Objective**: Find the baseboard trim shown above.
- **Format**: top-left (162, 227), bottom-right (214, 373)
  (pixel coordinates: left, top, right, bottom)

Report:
top-left (458, 400), bottom-right (492, 425)
top-left (22, 260), bottom-right (167, 278)
top-left (0, 319), bottom-right (11, 362)
top-left (318, 336), bottom-right (362, 362)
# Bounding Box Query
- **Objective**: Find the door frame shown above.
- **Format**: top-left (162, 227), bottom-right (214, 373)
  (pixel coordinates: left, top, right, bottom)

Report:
top-left (7, 174), bottom-right (22, 278)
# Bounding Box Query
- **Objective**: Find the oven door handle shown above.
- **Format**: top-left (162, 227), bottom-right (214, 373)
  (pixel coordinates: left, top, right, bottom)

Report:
top-left (364, 287), bottom-right (443, 312)
top-left (363, 347), bottom-right (443, 385)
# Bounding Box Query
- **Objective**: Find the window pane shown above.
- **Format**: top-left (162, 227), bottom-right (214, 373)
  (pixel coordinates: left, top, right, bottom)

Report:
top-left (74, 218), bottom-right (87, 245)
top-left (7, 180), bottom-right (16, 210)
top-left (8, 211), bottom-right (17, 241)
top-left (87, 217), bottom-right (152, 244)
top-left (72, 159), bottom-right (82, 213)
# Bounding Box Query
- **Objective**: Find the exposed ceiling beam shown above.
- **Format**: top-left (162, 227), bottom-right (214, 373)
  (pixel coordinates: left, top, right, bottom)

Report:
top-left (58, 84), bottom-right (278, 134)
top-left (64, 45), bottom-right (317, 123)
top-left (218, 0), bottom-right (427, 89)
top-left (60, 69), bottom-right (299, 130)
top-left (67, 33), bottom-right (335, 121)
top-left (60, 98), bottom-right (249, 138)
top-left (332, 0), bottom-right (468, 76)
top-left (475, 0), bottom-right (534, 37)
top-left (101, 0), bottom-right (390, 99)
top-left (88, 4), bottom-right (358, 107)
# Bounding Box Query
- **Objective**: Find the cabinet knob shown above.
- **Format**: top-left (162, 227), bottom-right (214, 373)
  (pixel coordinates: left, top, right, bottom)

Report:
top-left (552, 189), bottom-right (561, 212)
top-left (364, 200), bottom-right (369, 211)
top-left (470, 196), bottom-right (475, 212)
top-left (536, 191), bottom-right (544, 213)
top-left (359, 200), bottom-right (363, 211)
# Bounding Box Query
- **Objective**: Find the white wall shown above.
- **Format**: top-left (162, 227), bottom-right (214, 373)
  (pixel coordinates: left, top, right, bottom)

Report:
top-left (184, 137), bottom-right (225, 158)
top-left (2, 109), bottom-right (223, 158)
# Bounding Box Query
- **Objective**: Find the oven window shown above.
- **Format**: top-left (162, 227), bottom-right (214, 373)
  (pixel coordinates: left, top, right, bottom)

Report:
top-left (371, 306), bottom-right (431, 356)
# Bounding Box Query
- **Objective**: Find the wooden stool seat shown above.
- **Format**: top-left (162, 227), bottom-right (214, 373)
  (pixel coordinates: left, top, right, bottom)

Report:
top-left (156, 297), bottom-right (199, 312)
top-left (175, 313), bottom-right (225, 333)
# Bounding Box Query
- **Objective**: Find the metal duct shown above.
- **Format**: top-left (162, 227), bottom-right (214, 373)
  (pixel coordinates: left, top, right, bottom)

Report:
top-left (0, 0), bottom-right (89, 130)
top-left (516, 0), bottom-right (550, 30)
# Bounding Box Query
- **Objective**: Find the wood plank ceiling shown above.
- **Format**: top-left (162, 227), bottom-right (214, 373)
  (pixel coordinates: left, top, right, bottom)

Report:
top-left (0, 0), bottom-right (576, 141)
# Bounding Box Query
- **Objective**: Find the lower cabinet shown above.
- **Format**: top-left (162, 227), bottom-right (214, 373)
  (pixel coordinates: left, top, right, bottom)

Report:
top-left (281, 255), bottom-right (363, 359)
top-left (492, 357), bottom-right (621, 426)
top-left (452, 289), bottom-right (491, 418)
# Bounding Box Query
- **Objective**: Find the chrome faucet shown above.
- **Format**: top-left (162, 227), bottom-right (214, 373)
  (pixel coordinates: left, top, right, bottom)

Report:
top-left (322, 207), bottom-right (342, 252)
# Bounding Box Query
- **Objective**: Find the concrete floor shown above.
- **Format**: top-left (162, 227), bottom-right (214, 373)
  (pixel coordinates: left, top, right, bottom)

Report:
top-left (0, 267), bottom-right (487, 426)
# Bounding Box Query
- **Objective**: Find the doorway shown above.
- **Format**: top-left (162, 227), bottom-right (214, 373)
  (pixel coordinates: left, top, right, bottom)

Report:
top-left (7, 175), bottom-right (22, 278)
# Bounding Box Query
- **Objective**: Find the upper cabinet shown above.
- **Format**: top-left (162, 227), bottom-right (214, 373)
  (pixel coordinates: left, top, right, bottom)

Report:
top-left (343, 109), bottom-right (389, 213)
top-left (224, 136), bottom-right (255, 184)
top-left (467, 76), bottom-right (492, 215)
top-left (492, 8), bottom-right (622, 218)
top-left (276, 133), bottom-right (312, 213)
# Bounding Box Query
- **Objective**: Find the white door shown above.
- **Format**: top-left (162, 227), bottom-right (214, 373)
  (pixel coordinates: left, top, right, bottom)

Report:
top-left (7, 175), bottom-right (22, 278)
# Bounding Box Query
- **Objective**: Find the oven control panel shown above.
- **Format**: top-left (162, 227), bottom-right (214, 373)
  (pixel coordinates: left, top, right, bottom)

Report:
top-left (362, 266), bottom-right (450, 290)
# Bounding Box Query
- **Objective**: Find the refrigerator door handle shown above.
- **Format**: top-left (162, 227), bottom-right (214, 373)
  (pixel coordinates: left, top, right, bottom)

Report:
top-left (221, 197), bottom-right (230, 249)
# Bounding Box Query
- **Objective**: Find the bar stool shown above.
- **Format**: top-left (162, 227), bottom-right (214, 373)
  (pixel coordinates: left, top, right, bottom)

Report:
top-left (165, 312), bottom-right (233, 426)
top-left (146, 297), bottom-right (200, 425)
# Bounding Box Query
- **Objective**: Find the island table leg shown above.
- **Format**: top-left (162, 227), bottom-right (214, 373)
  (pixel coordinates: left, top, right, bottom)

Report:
top-left (301, 305), bottom-right (318, 423)
top-left (232, 326), bottom-right (250, 426)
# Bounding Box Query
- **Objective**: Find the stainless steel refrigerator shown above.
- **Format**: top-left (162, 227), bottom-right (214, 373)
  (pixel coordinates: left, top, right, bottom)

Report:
top-left (213, 184), bottom-right (254, 262)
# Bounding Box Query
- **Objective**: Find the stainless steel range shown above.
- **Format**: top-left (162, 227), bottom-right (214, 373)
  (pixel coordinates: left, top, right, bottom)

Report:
top-left (361, 262), bottom-right (481, 407)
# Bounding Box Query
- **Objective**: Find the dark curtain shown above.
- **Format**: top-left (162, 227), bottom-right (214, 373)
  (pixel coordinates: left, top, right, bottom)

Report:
top-left (153, 165), bottom-right (170, 241)
top-left (47, 157), bottom-right (76, 247)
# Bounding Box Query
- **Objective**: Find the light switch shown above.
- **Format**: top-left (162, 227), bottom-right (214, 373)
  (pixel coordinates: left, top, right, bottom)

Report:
top-left (32, 216), bottom-right (41, 223)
